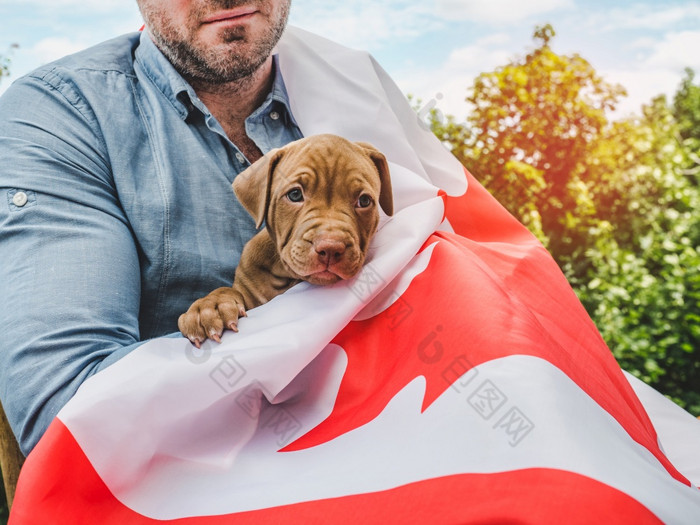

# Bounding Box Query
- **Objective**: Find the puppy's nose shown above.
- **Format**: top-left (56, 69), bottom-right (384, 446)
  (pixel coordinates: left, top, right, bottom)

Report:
top-left (314, 238), bottom-right (346, 265)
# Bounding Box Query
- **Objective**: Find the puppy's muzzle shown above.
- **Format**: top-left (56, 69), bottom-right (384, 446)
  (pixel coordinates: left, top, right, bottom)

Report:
top-left (289, 225), bottom-right (363, 285)
top-left (313, 236), bottom-right (346, 266)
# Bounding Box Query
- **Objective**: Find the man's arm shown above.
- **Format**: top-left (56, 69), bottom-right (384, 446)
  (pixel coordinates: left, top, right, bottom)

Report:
top-left (0, 72), bottom-right (145, 454)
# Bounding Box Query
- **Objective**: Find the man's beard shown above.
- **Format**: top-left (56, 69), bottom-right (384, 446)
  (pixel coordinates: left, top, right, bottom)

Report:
top-left (141, 0), bottom-right (290, 85)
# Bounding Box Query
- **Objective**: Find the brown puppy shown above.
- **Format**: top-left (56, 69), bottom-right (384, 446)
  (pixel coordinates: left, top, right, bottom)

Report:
top-left (178, 134), bottom-right (394, 347)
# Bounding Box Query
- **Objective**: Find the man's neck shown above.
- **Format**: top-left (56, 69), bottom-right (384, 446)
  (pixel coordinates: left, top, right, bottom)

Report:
top-left (188, 57), bottom-right (275, 162)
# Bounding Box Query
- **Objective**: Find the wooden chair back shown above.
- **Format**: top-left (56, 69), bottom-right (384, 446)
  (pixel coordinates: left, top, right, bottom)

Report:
top-left (0, 400), bottom-right (24, 509)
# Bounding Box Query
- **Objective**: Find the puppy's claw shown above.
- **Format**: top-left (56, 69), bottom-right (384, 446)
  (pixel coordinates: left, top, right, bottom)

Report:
top-left (210, 333), bottom-right (222, 343)
top-left (227, 321), bottom-right (239, 332)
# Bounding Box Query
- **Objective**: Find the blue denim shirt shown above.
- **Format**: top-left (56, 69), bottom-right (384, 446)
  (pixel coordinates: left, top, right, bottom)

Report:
top-left (0, 31), bottom-right (303, 454)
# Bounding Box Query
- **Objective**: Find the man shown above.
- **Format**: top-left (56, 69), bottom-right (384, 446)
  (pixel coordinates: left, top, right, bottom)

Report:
top-left (0, 0), bottom-right (299, 455)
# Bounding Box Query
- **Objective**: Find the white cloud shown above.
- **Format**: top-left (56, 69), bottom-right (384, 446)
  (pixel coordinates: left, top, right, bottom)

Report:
top-left (28, 37), bottom-right (90, 65)
top-left (555, 3), bottom-right (700, 117)
top-left (435, 0), bottom-right (574, 24)
top-left (603, 29), bottom-right (700, 117)
top-left (289, 0), bottom-right (439, 49)
top-left (603, 68), bottom-right (683, 119)
top-left (0, 2), bottom-right (143, 96)
top-left (393, 34), bottom-right (518, 122)
top-left (474, 33), bottom-right (512, 47)
top-left (444, 37), bottom-right (514, 73)
top-left (645, 30), bottom-right (700, 71)
top-left (2, 0), bottom-right (131, 13)
top-left (595, 4), bottom-right (700, 31)
top-left (627, 36), bottom-right (660, 51)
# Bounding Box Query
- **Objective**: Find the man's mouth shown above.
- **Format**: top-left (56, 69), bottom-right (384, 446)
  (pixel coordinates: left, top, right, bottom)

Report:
top-left (202, 7), bottom-right (259, 25)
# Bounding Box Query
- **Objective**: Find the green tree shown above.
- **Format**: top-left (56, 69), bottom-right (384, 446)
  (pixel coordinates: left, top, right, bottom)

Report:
top-left (572, 96), bottom-right (700, 413)
top-left (0, 44), bottom-right (18, 86)
top-left (431, 26), bottom-right (700, 414)
top-left (433, 24), bottom-right (626, 257)
top-left (673, 68), bottom-right (700, 178)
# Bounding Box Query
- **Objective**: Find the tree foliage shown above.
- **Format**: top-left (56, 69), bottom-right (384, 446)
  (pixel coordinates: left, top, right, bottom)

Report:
top-left (0, 44), bottom-right (18, 86)
top-left (0, 55), bottom-right (9, 84)
top-left (431, 25), bottom-right (700, 414)
top-left (674, 68), bottom-right (700, 176)
top-left (435, 25), bottom-right (627, 256)
top-left (571, 97), bottom-right (700, 411)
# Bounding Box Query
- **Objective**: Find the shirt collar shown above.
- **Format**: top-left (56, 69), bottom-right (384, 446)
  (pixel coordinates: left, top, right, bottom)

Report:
top-left (246, 56), bottom-right (299, 128)
top-left (135, 29), bottom-right (296, 125)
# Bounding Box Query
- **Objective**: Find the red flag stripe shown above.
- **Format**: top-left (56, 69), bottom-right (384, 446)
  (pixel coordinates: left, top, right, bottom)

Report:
top-left (11, 419), bottom-right (662, 524)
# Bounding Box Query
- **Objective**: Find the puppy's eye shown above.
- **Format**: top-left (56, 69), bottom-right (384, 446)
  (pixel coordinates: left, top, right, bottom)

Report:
top-left (356, 194), bottom-right (373, 208)
top-left (286, 188), bottom-right (304, 203)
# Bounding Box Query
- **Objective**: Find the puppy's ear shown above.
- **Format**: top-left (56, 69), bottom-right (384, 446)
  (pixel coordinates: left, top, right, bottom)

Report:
top-left (232, 148), bottom-right (285, 228)
top-left (355, 142), bottom-right (394, 216)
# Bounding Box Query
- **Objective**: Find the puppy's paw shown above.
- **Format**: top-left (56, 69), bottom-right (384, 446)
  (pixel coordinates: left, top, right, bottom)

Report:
top-left (178, 287), bottom-right (247, 347)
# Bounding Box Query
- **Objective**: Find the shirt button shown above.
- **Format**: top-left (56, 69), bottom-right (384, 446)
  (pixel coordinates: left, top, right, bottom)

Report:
top-left (12, 191), bottom-right (28, 207)
top-left (269, 111), bottom-right (280, 121)
top-left (235, 152), bottom-right (246, 164)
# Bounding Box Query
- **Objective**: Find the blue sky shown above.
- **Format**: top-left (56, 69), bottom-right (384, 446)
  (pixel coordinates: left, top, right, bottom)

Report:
top-left (1, 0), bottom-right (699, 120)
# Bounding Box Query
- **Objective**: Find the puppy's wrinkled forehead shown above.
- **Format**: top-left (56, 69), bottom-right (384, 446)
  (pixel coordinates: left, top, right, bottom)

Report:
top-left (275, 136), bottom-right (377, 184)
top-left (233, 134), bottom-right (394, 228)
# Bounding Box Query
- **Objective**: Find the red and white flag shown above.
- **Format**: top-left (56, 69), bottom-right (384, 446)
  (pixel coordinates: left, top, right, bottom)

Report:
top-left (10, 27), bottom-right (700, 524)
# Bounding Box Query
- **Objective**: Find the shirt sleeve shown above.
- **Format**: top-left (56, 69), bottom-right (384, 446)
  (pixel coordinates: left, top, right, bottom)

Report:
top-left (0, 71), bottom-right (145, 455)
